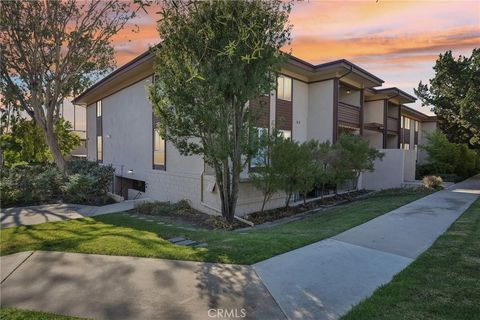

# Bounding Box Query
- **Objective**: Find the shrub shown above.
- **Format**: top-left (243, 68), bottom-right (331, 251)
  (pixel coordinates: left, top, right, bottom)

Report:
top-left (135, 200), bottom-right (191, 215)
top-left (66, 159), bottom-right (114, 193)
top-left (421, 131), bottom-right (480, 178)
top-left (422, 175), bottom-right (443, 190)
top-left (63, 174), bottom-right (99, 204)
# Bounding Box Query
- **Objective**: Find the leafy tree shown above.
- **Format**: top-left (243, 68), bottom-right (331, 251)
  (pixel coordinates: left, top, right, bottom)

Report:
top-left (271, 139), bottom-right (316, 208)
top-left (249, 129), bottom-right (285, 212)
top-left (421, 130), bottom-right (479, 178)
top-left (0, 0), bottom-right (142, 170)
top-left (334, 134), bottom-right (384, 190)
top-left (415, 49), bottom-right (480, 148)
top-left (0, 118), bottom-right (80, 167)
top-left (149, 0), bottom-right (291, 222)
top-left (311, 140), bottom-right (336, 199)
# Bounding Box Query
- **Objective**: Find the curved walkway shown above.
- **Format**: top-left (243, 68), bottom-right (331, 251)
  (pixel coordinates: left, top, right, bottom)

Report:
top-left (254, 175), bottom-right (480, 320)
top-left (0, 199), bottom-right (148, 229)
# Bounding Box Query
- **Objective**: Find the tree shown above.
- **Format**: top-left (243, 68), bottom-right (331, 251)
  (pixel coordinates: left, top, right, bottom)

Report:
top-left (0, 0), bottom-right (143, 170)
top-left (0, 118), bottom-right (80, 167)
top-left (311, 140), bottom-right (336, 199)
top-left (271, 139), bottom-right (316, 208)
top-left (249, 129), bottom-right (284, 213)
top-left (334, 134), bottom-right (384, 190)
top-left (415, 49), bottom-right (480, 148)
top-left (421, 130), bottom-right (479, 178)
top-left (149, 0), bottom-right (291, 222)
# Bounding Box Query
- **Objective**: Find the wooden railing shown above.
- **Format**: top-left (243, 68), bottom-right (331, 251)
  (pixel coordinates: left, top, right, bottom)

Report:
top-left (338, 102), bottom-right (360, 127)
top-left (386, 116), bottom-right (398, 132)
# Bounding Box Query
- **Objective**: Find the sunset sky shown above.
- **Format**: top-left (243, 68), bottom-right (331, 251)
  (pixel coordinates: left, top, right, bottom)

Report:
top-left (112, 0), bottom-right (480, 114)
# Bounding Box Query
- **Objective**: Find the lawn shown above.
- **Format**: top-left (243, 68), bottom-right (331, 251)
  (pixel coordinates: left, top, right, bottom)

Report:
top-left (0, 189), bottom-right (430, 265)
top-left (0, 308), bottom-right (87, 320)
top-left (342, 198), bottom-right (480, 320)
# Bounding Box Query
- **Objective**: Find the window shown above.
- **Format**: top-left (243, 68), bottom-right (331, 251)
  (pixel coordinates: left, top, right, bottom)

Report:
top-left (250, 127), bottom-right (268, 168)
top-left (153, 118), bottom-right (166, 169)
top-left (277, 75), bottom-right (292, 101)
top-left (96, 100), bottom-right (102, 117)
top-left (414, 120), bottom-right (419, 132)
top-left (96, 136), bottom-right (103, 162)
top-left (403, 143), bottom-right (410, 150)
top-left (404, 117), bottom-right (410, 130)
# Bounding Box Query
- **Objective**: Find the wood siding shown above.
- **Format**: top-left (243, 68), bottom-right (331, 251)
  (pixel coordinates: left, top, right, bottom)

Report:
top-left (338, 102), bottom-right (360, 127)
top-left (276, 98), bottom-right (292, 131)
top-left (249, 96), bottom-right (270, 128)
top-left (402, 128), bottom-right (411, 144)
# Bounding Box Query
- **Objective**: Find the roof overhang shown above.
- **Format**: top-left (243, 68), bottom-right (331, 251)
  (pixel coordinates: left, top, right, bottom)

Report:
top-left (365, 87), bottom-right (416, 105)
top-left (283, 55), bottom-right (384, 88)
top-left (73, 50), bottom-right (154, 105)
top-left (401, 105), bottom-right (436, 122)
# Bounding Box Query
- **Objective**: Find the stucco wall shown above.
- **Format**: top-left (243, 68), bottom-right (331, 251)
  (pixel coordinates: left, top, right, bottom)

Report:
top-left (292, 79), bottom-right (309, 142)
top-left (307, 80), bottom-right (334, 142)
top-left (361, 149), bottom-right (416, 190)
top-left (364, 100), bottom-right (384, 124)
top-left (363, 130), bottom-right (383, 149)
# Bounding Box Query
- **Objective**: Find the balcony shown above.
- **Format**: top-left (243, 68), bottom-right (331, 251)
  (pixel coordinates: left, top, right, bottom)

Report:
top-left (338, 102), bottom-right (361, 128)
top-left (386, 116), bottom-right (398, 133)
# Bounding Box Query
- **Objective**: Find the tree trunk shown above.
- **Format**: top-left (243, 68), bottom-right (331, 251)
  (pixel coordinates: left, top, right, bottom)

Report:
top-left (285, 192), bottom-right (292, 209)
top-left (261, 192), bottom-right (268, 213)
top-left (43, 122), bottom-right (66, 171)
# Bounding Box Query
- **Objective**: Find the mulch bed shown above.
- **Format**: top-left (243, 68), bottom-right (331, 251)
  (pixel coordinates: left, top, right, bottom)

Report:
top-left (130, 190), bottom-right (371, 230)
top-left (244, 190), bottom-right (371, 225)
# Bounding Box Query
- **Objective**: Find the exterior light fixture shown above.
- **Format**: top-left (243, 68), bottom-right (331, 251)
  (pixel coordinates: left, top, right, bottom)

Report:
top-left (128, 169), bottom-right (134, 174)
top-left (346, 89), bottom-right (351, 94)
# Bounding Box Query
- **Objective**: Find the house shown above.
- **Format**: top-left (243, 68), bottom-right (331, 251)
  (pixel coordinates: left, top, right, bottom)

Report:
top-left (73, 51), bottom-right (437, 215)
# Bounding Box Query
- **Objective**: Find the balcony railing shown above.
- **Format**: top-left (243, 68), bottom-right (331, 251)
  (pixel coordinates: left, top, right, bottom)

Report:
top-left (338, 102), bottom-right (360, 127)
top-left (386, 116), bottom-right (398, 133)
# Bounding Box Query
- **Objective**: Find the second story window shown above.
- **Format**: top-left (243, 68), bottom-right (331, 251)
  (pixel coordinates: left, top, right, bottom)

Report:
top-left (402, 116), bottom-right (411, 130)
top-left (277, 75), bottom-right (292, 101)
top-left (96, 100), bottom-right (102, 117)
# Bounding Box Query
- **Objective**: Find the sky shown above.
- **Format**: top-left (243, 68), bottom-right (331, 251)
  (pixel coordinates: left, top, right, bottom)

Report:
top-left (112, 0), bottom-right (480, 115)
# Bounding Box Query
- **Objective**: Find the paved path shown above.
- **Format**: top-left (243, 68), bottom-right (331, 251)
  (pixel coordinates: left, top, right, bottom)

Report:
top-left (254, 175), bottom-right (480, 320)
top-left (0, 199), bottom-right (148, 228)
top-left (0, 251), bottom-right (284, 320)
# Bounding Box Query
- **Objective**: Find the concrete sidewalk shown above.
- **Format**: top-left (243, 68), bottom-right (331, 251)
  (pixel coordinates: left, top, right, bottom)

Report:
top-left (0, 199), bottom-right (148, 228)
top-left (0, 251), bottom-right (285, 320)
top-left (254, 175), bottom-right (480, 320)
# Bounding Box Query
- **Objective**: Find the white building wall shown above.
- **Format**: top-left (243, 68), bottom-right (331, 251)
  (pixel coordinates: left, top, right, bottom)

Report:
top-left (292, 79), bottom-right (309, 142)
top-left (307, 80), bottom-right (334, 142)
top-left (361, 149), bottom-right (416, 190)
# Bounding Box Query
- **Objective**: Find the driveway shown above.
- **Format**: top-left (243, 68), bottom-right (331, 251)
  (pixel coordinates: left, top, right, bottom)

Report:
top-left (254, 174), bottom-right (480, 320)
top-left (0, 251), bottom-right (285, 320)
top-left (0, 200), bottom-right (147, 228)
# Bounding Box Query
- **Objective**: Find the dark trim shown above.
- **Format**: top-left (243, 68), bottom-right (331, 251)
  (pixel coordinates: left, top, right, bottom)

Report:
top-left (398, 104), bottom-right (402, 148)
top-left (382, 100), bottom-right (387, 148)
top-left (364, 98), bottom-right (388, 102)
top-left (333, 78), bottom-right (339, 143)
top-left (73, 50), bottom-right (153, 104)
top-left (360, 89), bottom-right (364, 136)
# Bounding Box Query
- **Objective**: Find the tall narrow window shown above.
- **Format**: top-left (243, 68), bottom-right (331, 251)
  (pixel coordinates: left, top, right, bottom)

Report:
top-left (97, 136), bottom-right (103, 162)
top-left (250, 127), bottom-right (268, 169)
top-left (96, 100), bottom-right (103, 163)
top-left (153, 116), bottom-right (166, 170)
top-left (277, 75), bottom-right (292, 101)
top-left (96, 100), bottom-right (102, 117)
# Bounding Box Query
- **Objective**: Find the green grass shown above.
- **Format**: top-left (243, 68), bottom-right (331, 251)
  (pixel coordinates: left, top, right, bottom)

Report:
top-left (0, 307), bottom-right (87, 320)
top-left (1, 189), bottom-right (430, 265)
top-left (342, 198), bottom-right (480, 320)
